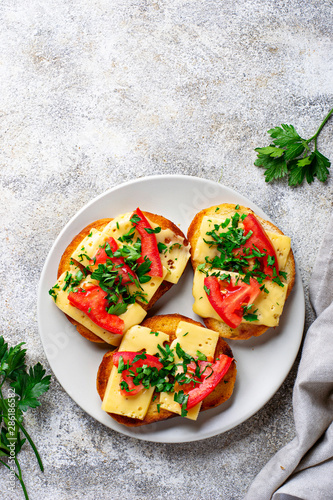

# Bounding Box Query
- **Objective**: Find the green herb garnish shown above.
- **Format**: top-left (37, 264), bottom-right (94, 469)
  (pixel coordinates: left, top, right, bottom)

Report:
top-left (145, 226), bottom-right (161, 234)
top-left (254, 107), bottom-right (332, 185)
top-left (48, 283), bottom-right (60, 302)
top-left (157, 242), bottom-right (168, 254)
top-left (0, 337), bottom-right (50, 500)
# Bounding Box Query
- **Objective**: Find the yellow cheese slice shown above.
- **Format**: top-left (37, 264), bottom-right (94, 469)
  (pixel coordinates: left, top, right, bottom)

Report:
top-left (117, 325), bottom-right (169, 355)
top-left (174, 320), bottom-right (220, 358)
top-left (192, 268), bottom-right (222, 322)
top-left (266, 231), bottom-right (291, 270)
top-left (71, 228), bottom-right (103, 267)
top-left (99, 212), bottom-right (134, 242)
top-left (192, 268), bottom-right (288, 327)
top-left (101, 369), bottom-right (155, 419)
top-left (101, 326), bottom-right (169, 418)
top-left (160, 321), bottom-right (219, 420)
top-left (244, 279), bottom-right (288, 327)
top-left (128, 266), bottom-right (168, 303)
top-left (51, 270), bottom-right (147, 345)
top-left (155, 229), bottom-right (191, 284)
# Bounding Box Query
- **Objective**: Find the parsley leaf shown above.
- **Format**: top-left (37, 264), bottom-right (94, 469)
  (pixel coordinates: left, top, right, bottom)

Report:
top-left (255, 107), bottom-right (332, 185)
top-left (174, 390), bottom-right (189, 417)
top-left (0, 337), bottom-right (50, 499)
top-left (107, 302), bottom-right (128, 316)
top-left (135, 257), bottom-right (152, 283)
top-left (11, 363), bottom-right (51, 412)
top-left (157, 242), bottom-right (168, 253)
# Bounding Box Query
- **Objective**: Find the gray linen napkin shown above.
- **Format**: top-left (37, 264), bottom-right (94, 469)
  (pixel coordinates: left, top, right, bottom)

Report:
top-left (245, 213), bottom-right (333, 500)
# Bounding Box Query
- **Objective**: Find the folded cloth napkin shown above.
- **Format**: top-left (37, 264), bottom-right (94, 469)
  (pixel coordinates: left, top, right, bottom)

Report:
top-left (245, 213), bottom-right (333, 500)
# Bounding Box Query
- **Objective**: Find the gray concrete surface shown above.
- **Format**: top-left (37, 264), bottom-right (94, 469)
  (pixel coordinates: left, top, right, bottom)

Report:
top-left (1, 0), bottom-right (332, 498)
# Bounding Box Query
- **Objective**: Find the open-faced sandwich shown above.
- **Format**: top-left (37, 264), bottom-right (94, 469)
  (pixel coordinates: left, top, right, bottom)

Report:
top-left (97, 314), bottom-right (236, 426)
top-left (187, 204), bottom-right (295, 340)
top-left (49, 208), bottom-right (190, 346)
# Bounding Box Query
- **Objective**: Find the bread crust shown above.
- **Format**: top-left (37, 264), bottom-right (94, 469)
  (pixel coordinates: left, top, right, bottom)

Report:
top-left (187, 204), bottom-right (296, 340)
top-left (58, 212), bottom-right (189, 343)
top-left (96, 314), bottom-right (237, 427)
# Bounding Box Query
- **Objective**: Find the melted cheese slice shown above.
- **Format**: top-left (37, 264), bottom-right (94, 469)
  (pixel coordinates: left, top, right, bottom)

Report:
top-left (192, 268), bottom-right (288, 327)
top-left (71, 229), bottom-right (103, 267)
top-left (51, 269), bottom-right (147, 345)
top-left (101, 326), bottom-right (169, 419)
top-left (160, 321), bottom-right (219, 420)
top-left (155, 229), bottom-right (191, 284)
top-left (193, 215), bottom-right (291, 270)
top-left (71, 212), bottom-right (190, 285)
top-left (193, 210), bottom-right (248, 263)
top-left (99, 212), bottom-right (135, 242)
top-left (128, 266), bottom-right (168, 303)
top-left (266, 231), bottom-right (291, 270)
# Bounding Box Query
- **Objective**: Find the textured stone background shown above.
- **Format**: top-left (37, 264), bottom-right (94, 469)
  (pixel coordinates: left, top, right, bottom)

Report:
top-left (1, 0), bottom-right (332, 498)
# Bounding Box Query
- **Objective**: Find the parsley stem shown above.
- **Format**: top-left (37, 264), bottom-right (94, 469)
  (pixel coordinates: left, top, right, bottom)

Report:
top-left (308, 106), bottom-right (333, 149)
top-left (0, 457), bottom-right (28, 499)
top-left (14, 456), bottom-right (29, 500)
top-left (0, 458), bottom-right (20, 479)
top-left (15, 419), bottom-right (44, 472)
top-left (0, 412), bottom-right (44, 472)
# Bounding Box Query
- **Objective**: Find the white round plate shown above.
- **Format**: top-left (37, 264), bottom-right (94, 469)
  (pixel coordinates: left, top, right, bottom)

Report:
top-left (38, 175), bottom-right (305, 443)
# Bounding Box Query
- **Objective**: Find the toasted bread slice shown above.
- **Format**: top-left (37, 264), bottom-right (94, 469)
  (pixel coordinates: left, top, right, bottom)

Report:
top-left (57, 212), bottom-right (189, 343)
top-left (96, 313), bottom-right (237, 427)
top-left (187, 204), bottom-right (295, 340)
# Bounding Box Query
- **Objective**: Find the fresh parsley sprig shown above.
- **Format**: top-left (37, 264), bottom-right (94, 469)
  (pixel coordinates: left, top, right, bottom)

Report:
top-left (254, 107), bottom-right (333, 186)
top-left (0, 336), bottom-right (51, 500)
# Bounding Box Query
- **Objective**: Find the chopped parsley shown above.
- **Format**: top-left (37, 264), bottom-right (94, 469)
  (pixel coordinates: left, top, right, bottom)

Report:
top-left (145, 226), bottom-right (161, 234)
top-left (174, 391), bottom-right (189, 417)
top-left (107, 302), bottom-right (128, 316)
top-left (202, 213), bottom-right (287, 288)
top-left (169, 242), bottom-right (182, 251)
top-left (62, 270), bottom-right (84, 292)
top-left (130, 214), bottom-right (141, 225)
top-left (48, 283), bottom-right (60, 301)
top-left (115, 341), bottom-right (217, 418)
top-left (150, 331), bottom-right (160, 337)
top-left (135, 257), bottom-right (152, 283)
top-left (157, 242), bottom-right (168, 254)
top-left (118, 226), bottom-right (136, 243)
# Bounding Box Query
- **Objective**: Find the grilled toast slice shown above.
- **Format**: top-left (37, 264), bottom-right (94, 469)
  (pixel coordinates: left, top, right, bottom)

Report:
top-left (51, 211), bottom-right (190, 344)
top-left (187, 204), bottom-right (295, 340)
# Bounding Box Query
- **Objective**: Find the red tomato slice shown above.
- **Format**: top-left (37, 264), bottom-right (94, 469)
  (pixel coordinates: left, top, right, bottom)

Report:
top-left (89, 237), bottom-right (137, 285)
top-left (186, 355), bottom-right (233, 410)
top-left (131, 208), bottom-right (163, 277)
top-left (180, 359), bottom-right (214, 392)
top-left (239, 214), bottom-right (279, 278)
top-left (204, 275), bottom-right (261, 329)
top-left (92, 237), bottom-right (118, 265)
top-left (113, 351), bottom-right (163, 396)
top-left (68, 284), bottom-right (124, 335)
